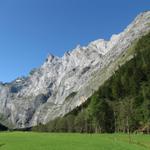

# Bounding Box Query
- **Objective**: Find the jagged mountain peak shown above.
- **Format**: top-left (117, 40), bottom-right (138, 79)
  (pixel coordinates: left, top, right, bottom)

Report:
top-left (0, 11), bottom-right (150, 129)
top-left (46, 53), bottom-right (55, 62)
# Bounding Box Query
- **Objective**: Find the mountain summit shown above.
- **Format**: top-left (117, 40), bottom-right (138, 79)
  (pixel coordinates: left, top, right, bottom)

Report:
top-left (0, 11), bottom-right (150, 129)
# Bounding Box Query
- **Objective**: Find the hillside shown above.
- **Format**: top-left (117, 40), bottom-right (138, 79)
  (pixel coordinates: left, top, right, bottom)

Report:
top-left (33, 32), bottom-right (150, 133)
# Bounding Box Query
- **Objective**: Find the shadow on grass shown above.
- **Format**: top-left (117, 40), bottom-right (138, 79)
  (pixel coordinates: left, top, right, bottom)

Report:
top-left (133, 141), bottom-right (150, 150)
top-left (0, 143), bottom-right (5, 147)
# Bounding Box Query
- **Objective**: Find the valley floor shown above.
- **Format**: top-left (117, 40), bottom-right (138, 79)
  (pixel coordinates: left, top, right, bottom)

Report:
top-left (0, 132), bottom-right (149, 150)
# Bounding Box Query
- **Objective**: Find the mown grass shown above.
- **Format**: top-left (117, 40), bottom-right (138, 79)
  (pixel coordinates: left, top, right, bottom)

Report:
top-left (0, 132), bottom-right (149, 150)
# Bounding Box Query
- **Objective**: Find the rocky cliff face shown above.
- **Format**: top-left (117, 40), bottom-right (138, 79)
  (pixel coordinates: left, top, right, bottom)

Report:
top-left (0, 11), bottom-right (150, 129)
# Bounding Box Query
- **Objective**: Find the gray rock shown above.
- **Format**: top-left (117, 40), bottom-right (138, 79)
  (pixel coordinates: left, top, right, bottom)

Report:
top-left (0, 11), bottom-right (150, 129)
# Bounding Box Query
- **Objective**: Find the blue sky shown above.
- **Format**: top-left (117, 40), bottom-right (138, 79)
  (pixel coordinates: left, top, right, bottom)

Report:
top-left (0, 0), bottom-right (150, 82)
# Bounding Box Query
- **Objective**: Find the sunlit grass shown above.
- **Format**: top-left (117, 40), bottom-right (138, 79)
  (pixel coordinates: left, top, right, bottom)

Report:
top-left (0, 132), bottom-right (149, 150)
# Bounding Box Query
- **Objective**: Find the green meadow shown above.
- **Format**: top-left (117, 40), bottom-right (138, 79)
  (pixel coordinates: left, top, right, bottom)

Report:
top-left (0, 132), bottom-right (149, 150)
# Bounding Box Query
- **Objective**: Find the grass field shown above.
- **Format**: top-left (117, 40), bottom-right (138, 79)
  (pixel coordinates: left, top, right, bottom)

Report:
top-left (0, 132), bottom-right (149, 150)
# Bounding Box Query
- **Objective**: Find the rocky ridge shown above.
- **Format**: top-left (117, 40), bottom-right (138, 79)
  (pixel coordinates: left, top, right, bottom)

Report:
top-left (0, 11), bottom-right (150, 128)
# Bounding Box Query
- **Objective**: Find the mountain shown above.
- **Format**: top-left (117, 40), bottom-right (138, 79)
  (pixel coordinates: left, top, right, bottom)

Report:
top-left (35, 31), bottom-right (150, 133)
top-left (0, 11), bottom-right (150, 129)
